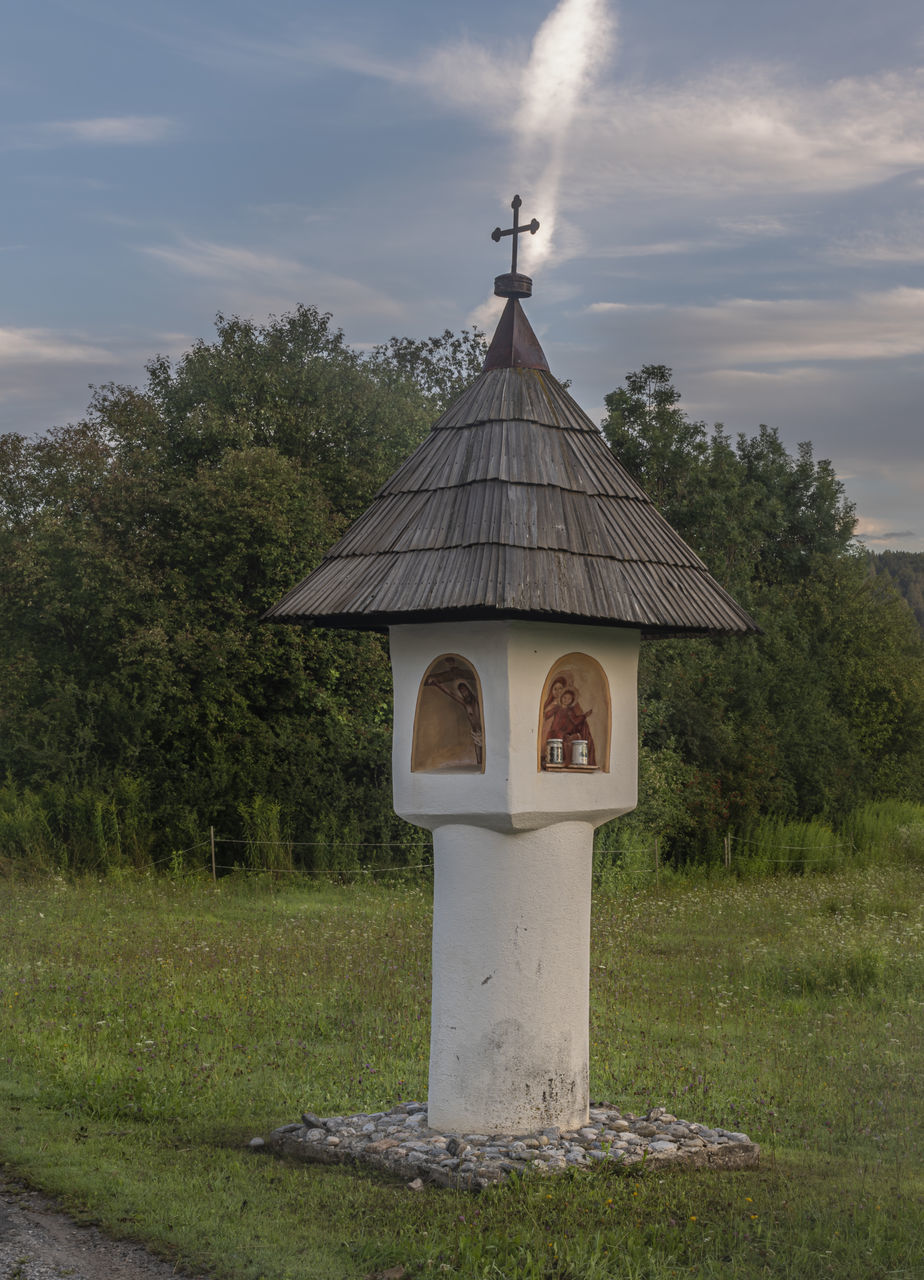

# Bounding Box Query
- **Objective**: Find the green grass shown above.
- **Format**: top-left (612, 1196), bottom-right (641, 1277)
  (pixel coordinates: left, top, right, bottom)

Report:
top-left (1, 866), bottom-right (922, 1279)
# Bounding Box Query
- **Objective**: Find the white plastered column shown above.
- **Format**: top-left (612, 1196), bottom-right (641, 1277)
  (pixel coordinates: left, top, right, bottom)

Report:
top-left (390, 619), bottom-right (639, 1135)
top-left (428, 821), bottom-right (592, 1133)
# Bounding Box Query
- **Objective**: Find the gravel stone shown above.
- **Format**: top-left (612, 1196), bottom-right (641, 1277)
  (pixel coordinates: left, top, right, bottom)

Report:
top-left (265, 1101), bottom-right (759, 1189)
top-left (692, 1126), bottom-right (719, 1141)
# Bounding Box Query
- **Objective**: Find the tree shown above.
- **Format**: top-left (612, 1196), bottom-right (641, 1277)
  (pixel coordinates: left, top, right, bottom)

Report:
top-left (366, 327), bottom-right (488, 411)
top-left (0, 308), bottom-right (469, 866)
top-left (603, 366), bottom-right (856, 598)
top-left (602, 366), bottom-right (924, 858)
top-left (870, 550), bottom-right (924, 633)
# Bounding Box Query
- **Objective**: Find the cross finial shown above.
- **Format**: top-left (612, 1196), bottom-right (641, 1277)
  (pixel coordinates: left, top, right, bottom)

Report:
top-left (491, 194), bottom-right (540, 299)
top-left (491, 194), bottom-right (540, 274)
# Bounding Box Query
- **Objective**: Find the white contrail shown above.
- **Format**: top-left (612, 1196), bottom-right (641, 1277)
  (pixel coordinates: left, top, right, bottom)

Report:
top-left (470, 0), bottom-right (614, 328)
top-left (514, 0), bottom-right (616, 272)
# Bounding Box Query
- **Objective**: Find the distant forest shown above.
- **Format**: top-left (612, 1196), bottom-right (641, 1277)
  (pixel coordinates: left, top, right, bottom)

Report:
top-left (3, 313), bottom-right (924, 871)
top-left (870, 551), bottom-right (924, 633)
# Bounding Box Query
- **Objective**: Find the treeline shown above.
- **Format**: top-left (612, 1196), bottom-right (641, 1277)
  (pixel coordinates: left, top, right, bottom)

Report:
top-left (1, 321), bottom-right (923, 871)
top-left (599, 366), bottom-right (924, 857)
top-left (870, 550), bottom-right (924, 633)
top-left (0, 309), bottom-right (485, 870)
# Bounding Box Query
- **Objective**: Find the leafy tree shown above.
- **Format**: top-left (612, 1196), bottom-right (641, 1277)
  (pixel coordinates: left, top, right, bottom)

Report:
top-left (870, 550), bottom-right (924, 632)
top-left (603, 365), bottom-right (856, 597)
top-left (602, 364), bottom-right (708, 515)
top-left (119, 306), bottom-right (438, 519)
top-left (0, 308), bottom-right (466, 866)
top-left (366, 327), bottom-right (488, 410)
top-left (603, 366), bottom-right (924, 858)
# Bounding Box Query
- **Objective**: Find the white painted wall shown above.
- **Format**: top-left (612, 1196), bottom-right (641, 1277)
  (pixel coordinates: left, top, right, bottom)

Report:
top-left (427, 822), bottom-right (593, 1134)
top-left (390, 619), bottom-right (639, 833)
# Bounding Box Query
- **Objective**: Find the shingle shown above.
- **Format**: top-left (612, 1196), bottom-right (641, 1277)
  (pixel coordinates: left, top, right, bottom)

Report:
top-left (263, 298), bottom-right (758, 637)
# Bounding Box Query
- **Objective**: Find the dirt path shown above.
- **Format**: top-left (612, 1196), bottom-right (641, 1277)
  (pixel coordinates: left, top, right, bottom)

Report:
top-left (0, 1174), bottom-right (213, 1280)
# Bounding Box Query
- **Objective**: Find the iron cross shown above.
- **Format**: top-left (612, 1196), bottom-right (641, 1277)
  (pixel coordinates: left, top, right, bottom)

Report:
top-left (491, 195), bottom-right (540, 274)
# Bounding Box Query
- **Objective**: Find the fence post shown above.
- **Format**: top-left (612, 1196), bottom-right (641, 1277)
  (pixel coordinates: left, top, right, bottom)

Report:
top-left (654, 837), bottom-right (660, 886)
top-left (724, 833), bottom-right (731, 872)
top-left (210, 826), bottom-right (217, 883)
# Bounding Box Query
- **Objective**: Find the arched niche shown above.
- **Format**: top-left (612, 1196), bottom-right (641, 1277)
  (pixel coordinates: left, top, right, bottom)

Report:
top-left (412, 654), bottom-right (485, 773)
top-left (538, 652), bottom-right (610, 771)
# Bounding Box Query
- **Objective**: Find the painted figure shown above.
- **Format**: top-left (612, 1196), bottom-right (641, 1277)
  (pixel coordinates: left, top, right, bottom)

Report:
top-left (543, 675), bottom-right (568, 713)
top-left (543, 685), bottom-right (596, 765)
top-left (425, 666), bottom-right (484, 766)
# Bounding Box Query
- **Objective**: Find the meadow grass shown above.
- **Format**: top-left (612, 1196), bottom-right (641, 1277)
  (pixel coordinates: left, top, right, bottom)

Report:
top-left (1, 864), bottom-right (922, 1279)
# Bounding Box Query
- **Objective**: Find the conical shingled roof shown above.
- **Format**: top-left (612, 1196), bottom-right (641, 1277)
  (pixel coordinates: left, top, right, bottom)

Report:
top-left (263, 298), bottom-right (758, 637)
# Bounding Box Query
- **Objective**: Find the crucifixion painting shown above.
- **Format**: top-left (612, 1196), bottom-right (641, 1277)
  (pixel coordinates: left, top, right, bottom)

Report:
top-left (412, 654), bottom-right (485, 773)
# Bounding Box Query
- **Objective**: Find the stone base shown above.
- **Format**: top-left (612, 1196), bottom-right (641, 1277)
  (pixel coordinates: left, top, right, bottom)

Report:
top-left (264, 1102), bottom-right (759, 1190)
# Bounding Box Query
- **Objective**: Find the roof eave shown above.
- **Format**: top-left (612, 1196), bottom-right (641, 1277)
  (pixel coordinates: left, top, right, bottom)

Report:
top-left (260, 603), bottom-right (762, 639)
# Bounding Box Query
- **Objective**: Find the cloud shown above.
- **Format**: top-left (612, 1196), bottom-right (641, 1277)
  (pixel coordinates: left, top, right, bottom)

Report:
top-left (50, 116), bottom-right (174, 143)
top-left (139, 236), bottom-right (405, 323)
top-left (587, 287), bottom-right (924, 365)
top-left (597, 238), bottom-right (724, 259)
top-left (467, 295), bottom-right (505, 334)
top-left (331, 22), bottom-right (924, 205)
top-left (512, 0), bottom-right (616, 272)
top-left (249, 202), bottom-right (336, 227)
top-left (855, 518), bottom-right (917, 543)
top-left (141, 240), bottom-right (304, 282)
top-left (564, 67), bottom-right (924, 204)
top-left (6, 116), bottom-right (175, 149)
top-left (0, 328), bottom-right (147, 435)
top-left (0, 327), bottom-right (114, 365)
top-left (460, 1), bottom-right (615, 326)
top-left (826, 218), bottom-right (924, 264)
top-left (714, 215), bottom-right (792, 238)
top-left (324, 4), bottom-right (616, 276)
top-left (703, 366), bottom-right (833, 387)
top-left (98, 9), bottom-right (924, 220)
top-left (318, 37), bottom-right (512, 121)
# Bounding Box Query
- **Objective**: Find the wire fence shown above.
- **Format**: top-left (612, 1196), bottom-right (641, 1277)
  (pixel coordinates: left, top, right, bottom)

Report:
top-left (8, 800), bottom-right (919, 881)
top-left (154, 829), bottom-right (435, 880)
top-left (160, 825), bottom-right (876, 885)
top-left (728, 832), bottom-right (856, 855)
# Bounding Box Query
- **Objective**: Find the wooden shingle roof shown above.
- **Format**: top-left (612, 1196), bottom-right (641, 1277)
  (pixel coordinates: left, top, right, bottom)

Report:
top-left (263, 297), bottom-right (758, 637)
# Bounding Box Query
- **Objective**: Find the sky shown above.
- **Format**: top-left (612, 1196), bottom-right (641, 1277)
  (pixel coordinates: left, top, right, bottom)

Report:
top-left (4, 0), bottom-right (924, 552)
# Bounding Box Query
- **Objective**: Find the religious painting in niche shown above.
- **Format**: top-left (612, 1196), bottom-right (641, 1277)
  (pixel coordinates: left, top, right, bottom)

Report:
top-left (538, 653), bottom-right (610, 771)
top-left (412, 654), bottom-right (485, 773)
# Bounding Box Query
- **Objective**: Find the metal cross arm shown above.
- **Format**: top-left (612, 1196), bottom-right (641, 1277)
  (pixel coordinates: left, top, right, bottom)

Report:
top-left (491, 194), bottom-right (540, 274)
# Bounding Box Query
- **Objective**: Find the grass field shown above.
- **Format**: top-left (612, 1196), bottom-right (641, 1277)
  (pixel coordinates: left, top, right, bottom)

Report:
top-left (1, 863), bottom-right (922, 1279)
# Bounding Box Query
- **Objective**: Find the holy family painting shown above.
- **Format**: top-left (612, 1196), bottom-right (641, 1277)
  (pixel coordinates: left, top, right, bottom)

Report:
top-left (539, 652), bottom-right (610, 770)
top-left (412, 654), bottom-right (485, 773)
